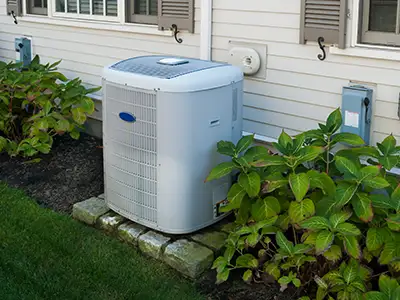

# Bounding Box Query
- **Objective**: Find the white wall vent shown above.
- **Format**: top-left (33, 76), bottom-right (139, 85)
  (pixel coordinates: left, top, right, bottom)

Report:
top-left (102, 56), bottom-right (243, 234)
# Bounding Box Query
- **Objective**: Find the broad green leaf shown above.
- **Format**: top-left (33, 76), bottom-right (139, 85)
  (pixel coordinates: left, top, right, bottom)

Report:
top-left (288, 199), bottom-right (315, 224)
top-left (255, 216), bottom-right (278, 231)
top-left (315, 230), bottom-right (334, 254)
top-left (363, 247), bottom-right (373, 263)
top-left (300, 216), bottom-right (331, 231)
top-left (302, 231), bottom-right (318, 245)
top-left (335, 182), bottom-right (358, 208)
top-left (387, 214), bottom-right (400, 232)
top-left (251, 196), bottom-right (280, 222)
top-left (316, 197), bottom-right (340, 217)
top-left (305, 129), bottom-right (324, 140)
top-left (276, 213), bottom-right (291, 231)
top-left (71, 107), bottom-right (87, 124)
top-left (226, 183), bottom-right (247, 210)
top-left (343, 235), bottom-right (361, 259)
top-left (329, 210), bottom-right (353, 228)
top-left (291, 133), bottom-right (306, 154)
top-left (70, 130), bottom-right (80, 140)
top-left (335, 222), bottom-right (361, 236)
top-left (205, 161), bottom-right (236, 182)
top-left (55, 119), bottom-right (70, 132)
top-left (315, 275), bottom-right (329, 290)
top-left (217, 141), bottom-right (236, 157)
top-left (224, 246), bottom-right (235, 262)
top-left (316, 287), bottom-right (328, 300)
top-left (378, 274), bottom-right (399, 299)
top-left (247, 232), bottom-right (259, 247)
top-left (0, 136), bottom-right (7, 152)
top-left (393, 287), bottom-right (400, 300)
top-left (351, 280), bottom-right (366, 293)
top-left (261, 226), bottom-right (279, 235)
top-left (380, 134), bottom-right (396, 156)
top-left (343, 259), bottom-right (359, 284)
top-left (292, 244), bottom-right (312, 255)
top-left (308, 170), bottom-right (336, 197)
top-left (263, 179), bottom-right (288, 193)
top-left (80, 97), bottom-right (95, 114)
top-left (363, 177), bottom-right (390, 189)
top-left (216, 268), bottom-right (230, 284)
top-left (297, 146), bottom-right (324, 165)
top-left (36, 118), bottom-right (49, 130)
top-left (234, 156), bottom-right (251, 169)
top-left (251, 155), bottom-right (285, 167)
top-left (335, 156), bottom-right (360, 178)
top-left (391, 185), bottom-right (400, 211)
top-left (366, 228), bottom-right (384, 252)
top-left (212, 256), bottom-right (228, 272)
top-left (263, 262), bottom-right (280, 280)
top-left (36, 143), bottom-right (51, 154)
top-left (326, 108), bottom-right (342, 133)
top-left (236, 254), bottom-right (258, 268)
top-left (364, 292), bottom-right (388, 300)
top-left (352, 193), bottom-right (374, 222)
top-left (379, 156), bottom-right (398, 171)
top-left (236, 134), bottom-right (254, 155)
top-left (323, 245), bottom-right (342, 261)
top-left (370, 194), bottom-right (393, 210)
top-left (337, 146), bottom-right (380, 158)
top-left (237, 197), bottom-right (251, 225)
top-left (278, 276), bottom-right (291, 285)
top-left (278, 130), bottom-right (293, 148)
top-left (239, 171), bottom-right (261, 197)
top-left (289, 173), bottom-right (310, 202)
top-left (292, 278), bottom-right (301, 288)
top-left (242, 270), bottom-right (253, 283)
top-left (359, 166), bottom-right (381, 182)
top-left (332, 132), bottom-right (365, 146)
top-left (243, 146), bottom-right (269, 161)
top-left (276, 231), bottom-right (294, 255)
top-left (42, 101), bottom-right (52, 115)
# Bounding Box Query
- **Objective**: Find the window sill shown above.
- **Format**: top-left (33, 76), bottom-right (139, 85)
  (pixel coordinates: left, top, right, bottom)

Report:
top-left (19, 15), bottom-right (173, 37)
top-left (330, 44), bottom-right (400, 62)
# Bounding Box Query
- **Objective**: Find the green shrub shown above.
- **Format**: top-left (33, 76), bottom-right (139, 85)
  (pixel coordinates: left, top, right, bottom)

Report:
top-left (0, 56), bottom-right (100, 157)
top-left (206, 108), bottom-right (400, 299)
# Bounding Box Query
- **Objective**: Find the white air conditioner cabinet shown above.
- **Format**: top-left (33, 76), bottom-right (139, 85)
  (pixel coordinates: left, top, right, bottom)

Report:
top-left (102, 56), bottom-right (243, 234)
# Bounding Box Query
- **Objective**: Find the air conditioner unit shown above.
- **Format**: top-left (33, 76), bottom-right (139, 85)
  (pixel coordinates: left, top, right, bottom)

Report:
top-left (102, 56), bottom-right (243, 234)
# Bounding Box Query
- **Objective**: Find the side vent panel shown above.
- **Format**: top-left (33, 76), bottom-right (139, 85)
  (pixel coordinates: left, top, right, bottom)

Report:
top-left (104, 82), bottom-right (158, 225)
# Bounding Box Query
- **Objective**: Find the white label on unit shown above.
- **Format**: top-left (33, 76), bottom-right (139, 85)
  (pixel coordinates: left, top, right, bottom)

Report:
top-left (344, 110), bottom-right (359, 128)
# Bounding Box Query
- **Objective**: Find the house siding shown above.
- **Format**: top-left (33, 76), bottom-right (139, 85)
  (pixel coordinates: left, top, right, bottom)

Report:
top-left (211, 0), bottom-right (400, 145)
top-left (0, 0), bottom-right (201, 96)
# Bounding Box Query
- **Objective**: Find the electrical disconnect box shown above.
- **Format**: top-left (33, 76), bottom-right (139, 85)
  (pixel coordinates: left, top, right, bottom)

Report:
top-left (341, 86), bottom-right (373, 145)
top-left (15, 37), bottom-right (32, 66)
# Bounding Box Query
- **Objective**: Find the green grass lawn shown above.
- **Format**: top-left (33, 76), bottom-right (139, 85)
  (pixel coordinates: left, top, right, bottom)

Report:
top-left (0, 184), bottom-right (205, 300)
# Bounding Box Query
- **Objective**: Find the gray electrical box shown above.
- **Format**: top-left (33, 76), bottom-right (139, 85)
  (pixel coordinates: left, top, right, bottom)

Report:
top-left (341, 86), bottom-right (373, 145)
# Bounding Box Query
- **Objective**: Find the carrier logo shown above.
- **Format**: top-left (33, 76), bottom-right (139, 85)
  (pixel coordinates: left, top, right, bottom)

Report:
top-left (119, 112), bottom-right (136, 123)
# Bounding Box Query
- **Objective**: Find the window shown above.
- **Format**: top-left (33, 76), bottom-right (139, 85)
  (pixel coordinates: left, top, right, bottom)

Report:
top-left (27, 0), bottom-right (48, 15)
top-left (54, 0), bottom-right (118, 19)
top-left (126, 0), bottom-right (158, 24)
top-left (361, 0), bottom-right (400, 46)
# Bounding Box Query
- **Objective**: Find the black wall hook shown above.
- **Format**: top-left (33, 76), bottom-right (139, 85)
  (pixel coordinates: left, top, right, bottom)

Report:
top-left (171, 24), bottom-right (183, 44)
top-left (11, 11), bottom-right (18, 24)
top-left (317, 37), bottom-right (326, 61)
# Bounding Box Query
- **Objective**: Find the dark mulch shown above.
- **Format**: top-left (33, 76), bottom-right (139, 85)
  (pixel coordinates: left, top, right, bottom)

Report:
top-left (198, 270), bottom-right (299, 300)
top-left (0, 133), bottom-right (104, 214)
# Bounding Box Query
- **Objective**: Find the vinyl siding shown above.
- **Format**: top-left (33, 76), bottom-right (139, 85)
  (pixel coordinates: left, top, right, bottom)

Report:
top-left (211, 0), bottom-right (400, 145)
top-left (0, 0), bottom-right (201, 96)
